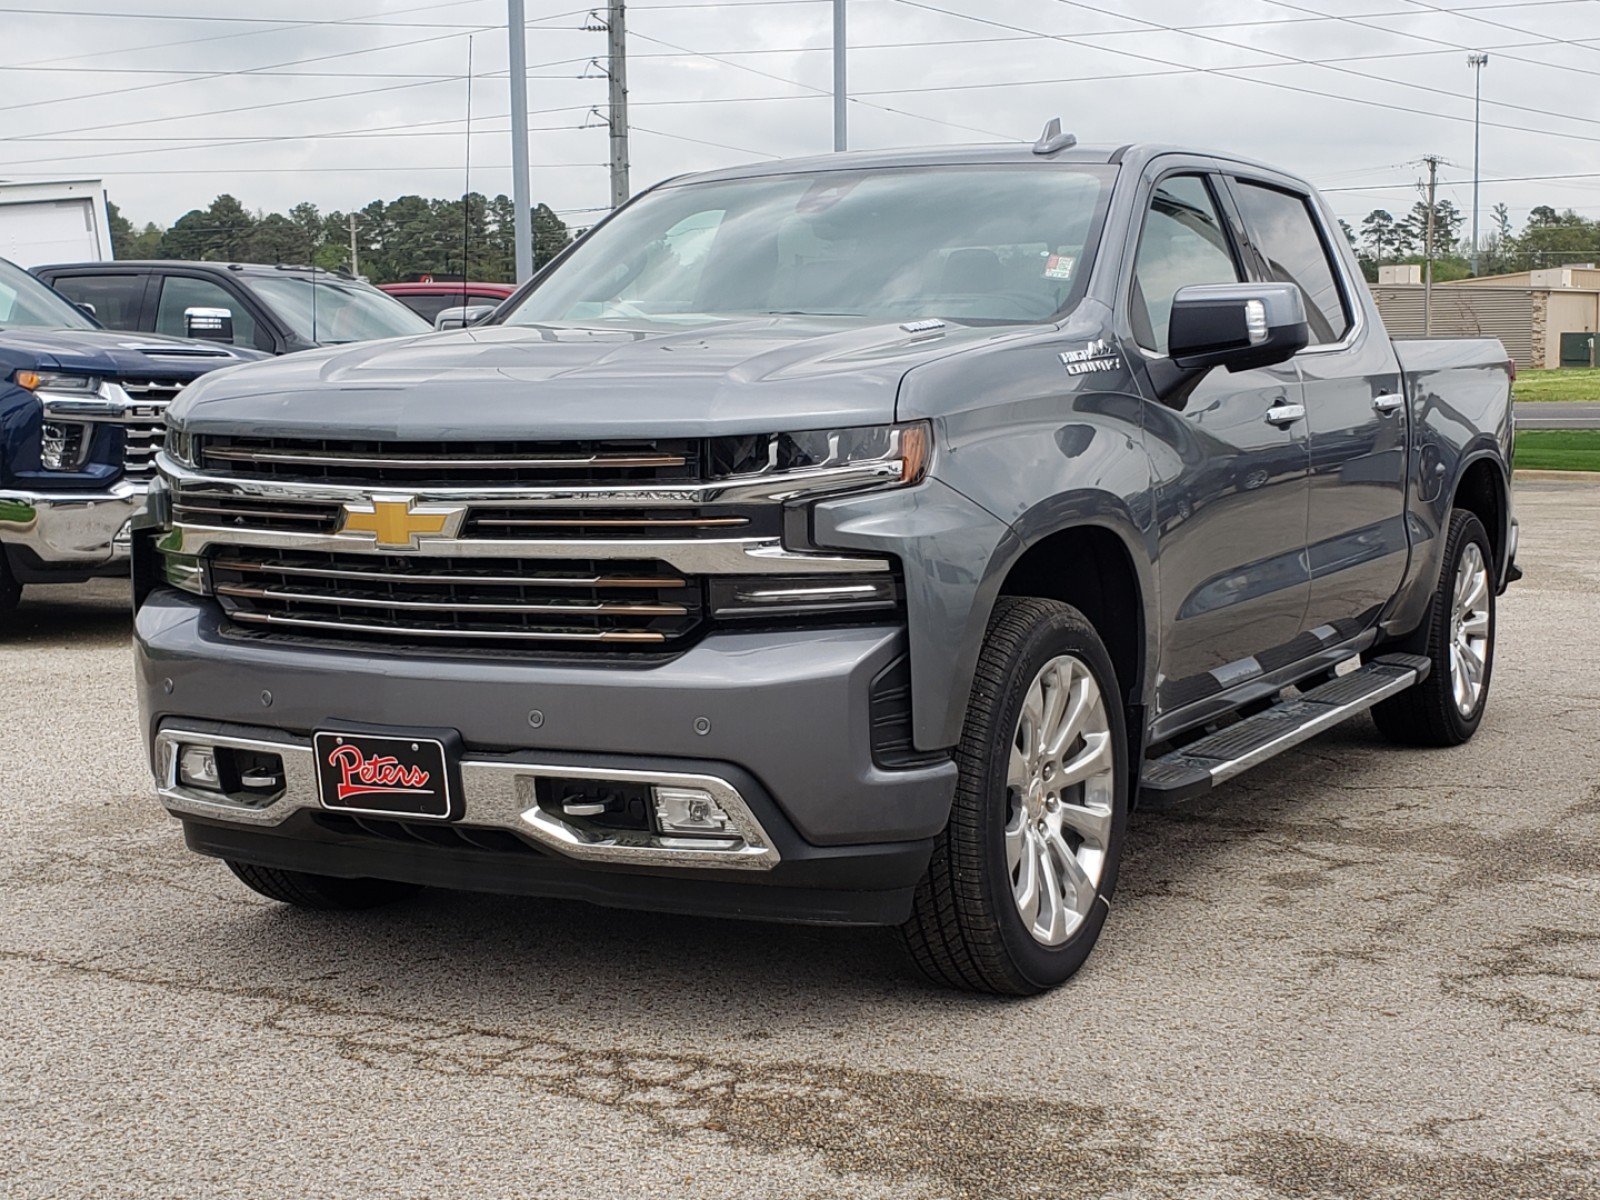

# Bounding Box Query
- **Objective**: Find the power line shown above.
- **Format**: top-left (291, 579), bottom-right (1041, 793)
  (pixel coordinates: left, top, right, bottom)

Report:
top-left (0, 24), bottom-right (503, 117)
top-left (626, 27), bottom-right (1013, 140)
top-left (891, 0), bottom-right (1600, 147)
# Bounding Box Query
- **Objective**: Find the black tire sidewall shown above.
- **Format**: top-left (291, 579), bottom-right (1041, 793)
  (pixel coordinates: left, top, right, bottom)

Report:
top-left (974, 607), bottom-right (1130, 990)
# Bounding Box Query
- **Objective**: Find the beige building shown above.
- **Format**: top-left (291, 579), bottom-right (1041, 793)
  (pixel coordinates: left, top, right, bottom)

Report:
top-left (1371, 263), bottom-right (1600, 370)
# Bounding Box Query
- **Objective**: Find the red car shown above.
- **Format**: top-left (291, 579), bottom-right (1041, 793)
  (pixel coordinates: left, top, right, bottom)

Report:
top-left (379, 281), bottom-right (515, 324)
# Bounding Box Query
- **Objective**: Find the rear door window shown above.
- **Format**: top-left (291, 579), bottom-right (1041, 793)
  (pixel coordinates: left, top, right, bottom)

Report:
top-left (153, 274), bottom-right (264, 349)
top-left (1231, 180), bottom-right (1352, 344)
top-left (47, 273), bottom-right (148, 330)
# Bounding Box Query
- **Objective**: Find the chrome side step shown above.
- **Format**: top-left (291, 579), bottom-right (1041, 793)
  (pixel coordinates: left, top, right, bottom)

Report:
top-left (1138, 653), bottom-right (1431, 807)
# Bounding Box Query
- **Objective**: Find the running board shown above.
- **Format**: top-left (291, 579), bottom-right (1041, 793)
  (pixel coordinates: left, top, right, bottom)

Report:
top-left (1138, 653), bottom-right (1431, 807)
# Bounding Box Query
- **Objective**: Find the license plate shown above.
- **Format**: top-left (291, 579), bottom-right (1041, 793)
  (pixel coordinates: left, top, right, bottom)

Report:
top-left (313, 730), bottom-right (455, 820)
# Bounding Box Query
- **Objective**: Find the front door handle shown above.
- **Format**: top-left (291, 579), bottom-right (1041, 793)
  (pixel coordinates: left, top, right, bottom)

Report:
top-left (1372, 392), bottom-right (1404, 415)
top-left (1264, 402), bottom-right (1306, 427)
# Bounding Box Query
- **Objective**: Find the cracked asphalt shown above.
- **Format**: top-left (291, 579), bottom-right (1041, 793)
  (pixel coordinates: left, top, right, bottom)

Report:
top-left (3, 479), bottom-right (1598, 1199)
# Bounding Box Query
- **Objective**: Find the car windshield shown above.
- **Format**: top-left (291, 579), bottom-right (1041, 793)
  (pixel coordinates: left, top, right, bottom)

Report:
top-left (502, 164), bottom-right (1117, 327)
top-left (0, 258), bottom-right (98, 331)
top-left (251, 274), bottom-right (431, 344)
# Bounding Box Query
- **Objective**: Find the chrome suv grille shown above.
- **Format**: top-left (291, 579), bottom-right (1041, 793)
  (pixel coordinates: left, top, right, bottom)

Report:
top-left (196, 435), bottom-right (702, 487)
top-left (208, 548), bottom-right (702, 648)
top-left (119, 379), bottom-right (185, 481)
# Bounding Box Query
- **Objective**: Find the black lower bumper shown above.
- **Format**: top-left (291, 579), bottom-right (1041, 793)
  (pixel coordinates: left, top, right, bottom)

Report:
top-left (184, 812), bottom-right (933, 927)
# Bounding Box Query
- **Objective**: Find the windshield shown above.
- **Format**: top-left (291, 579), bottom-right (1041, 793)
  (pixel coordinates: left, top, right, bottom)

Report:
top-left (0, 258), bottom-right (98, 331)
top-left (251, 274), bottom-right (431, 344)
top-left (503, 165), bottom-right (1117, 327)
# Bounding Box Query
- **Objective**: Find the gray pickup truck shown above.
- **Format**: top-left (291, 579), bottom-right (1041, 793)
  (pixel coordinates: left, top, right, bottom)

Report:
top-left (133, 131), bottom-right (1518, 993)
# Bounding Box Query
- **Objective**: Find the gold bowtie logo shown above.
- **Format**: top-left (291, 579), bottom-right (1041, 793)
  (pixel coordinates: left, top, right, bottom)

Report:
top-left (339, 496), bottom-right (465, 549)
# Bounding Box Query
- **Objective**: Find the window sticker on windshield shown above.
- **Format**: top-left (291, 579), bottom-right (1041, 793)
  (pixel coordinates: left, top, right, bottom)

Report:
top-left (1043, 252), bottom-right (1076, 281)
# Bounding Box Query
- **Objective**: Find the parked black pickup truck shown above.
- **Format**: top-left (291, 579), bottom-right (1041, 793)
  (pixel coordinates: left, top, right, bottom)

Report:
top-left (0, 256), bottom-right (263, 612)
top-left (133, 132), bottom-right (1518, 993)
top-left (34, 261), bottom-right (430, 355)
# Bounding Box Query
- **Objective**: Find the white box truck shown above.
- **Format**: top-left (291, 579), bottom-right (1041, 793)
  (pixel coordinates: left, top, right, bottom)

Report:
top-left (0, 179), bottom-right (113, 268)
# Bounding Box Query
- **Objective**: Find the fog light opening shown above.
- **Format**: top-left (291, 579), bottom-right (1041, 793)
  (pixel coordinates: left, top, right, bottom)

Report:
top-left (652, 785), bottom-right (734, 837)
top-left (177, 745), bottom-right (221, 792)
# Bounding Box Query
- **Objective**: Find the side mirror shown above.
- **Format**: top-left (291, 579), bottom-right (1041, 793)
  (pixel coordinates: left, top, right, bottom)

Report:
top-left (76, 301), bottom-right (97, 318)
top-left (1168, 283), bottom-right (1308, 372)
top-left (184, 306), bottom-right (235, 343)
top-left (434, 304), bottom-right (497, 331)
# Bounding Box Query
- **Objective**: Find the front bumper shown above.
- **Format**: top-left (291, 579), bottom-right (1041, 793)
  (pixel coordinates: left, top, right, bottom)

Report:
top-left (0, 479), bottom-right (145, 573)
top-left (136, 590), bottom-right (958, 922)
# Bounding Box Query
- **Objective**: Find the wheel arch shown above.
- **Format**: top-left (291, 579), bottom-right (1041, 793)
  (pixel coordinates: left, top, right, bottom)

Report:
top-left (1451, 451), bottom-right (1510, 579)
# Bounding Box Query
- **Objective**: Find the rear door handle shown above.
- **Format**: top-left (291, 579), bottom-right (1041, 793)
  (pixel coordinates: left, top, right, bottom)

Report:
top-left (1372, 392), bottom-right (1404, 415)
top-left (1264, 403), bottom-right (1306, 427)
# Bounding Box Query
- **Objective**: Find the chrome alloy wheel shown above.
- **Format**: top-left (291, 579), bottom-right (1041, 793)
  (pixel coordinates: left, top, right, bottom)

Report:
top-left (1449, 541), bottom-right (1492, 718)
top-left (1004, 654), bottom-right (1117, 947)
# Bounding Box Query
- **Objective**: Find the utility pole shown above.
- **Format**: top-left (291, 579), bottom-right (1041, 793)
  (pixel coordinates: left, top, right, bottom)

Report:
top-left (1468, 52), bottom-right (1489, 277)
top-left (348, 212), bottom-right (359, 277)
top-left (508, 0), bottom-right (534, 281)
top-left (833, 0), bottom-right (847, 152)
top-left (606, 0), bottom-right (630, 208)
top-left (1422, 154), bottom-right (1441, 336)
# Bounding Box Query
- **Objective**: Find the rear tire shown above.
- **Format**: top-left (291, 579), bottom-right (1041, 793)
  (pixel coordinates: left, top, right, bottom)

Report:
top-left (901, 597), bottom-right (1130, 995)
top-left (1372, 508), bottom-right (1495, 747)
top-left (225, 860), bottom-right (420, 910)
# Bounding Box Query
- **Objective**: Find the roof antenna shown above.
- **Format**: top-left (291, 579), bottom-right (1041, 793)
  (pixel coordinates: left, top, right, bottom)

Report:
top-left (1033, 117), bottom-right (1077, 155)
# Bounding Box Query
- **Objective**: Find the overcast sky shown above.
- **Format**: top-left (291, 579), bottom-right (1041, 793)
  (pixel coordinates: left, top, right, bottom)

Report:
top-left (5, 0), bottom-right (1600, 239)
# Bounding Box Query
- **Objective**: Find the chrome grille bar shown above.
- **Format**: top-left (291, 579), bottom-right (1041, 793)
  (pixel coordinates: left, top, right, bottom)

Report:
top-left (215, 584), bottom-right (688, 617)
top-left (216, 558), bottom-right (685, 590)
top-left (202, 447), bottom-right (688, 470)
top-left (227, 610), bottom-right (667, 643)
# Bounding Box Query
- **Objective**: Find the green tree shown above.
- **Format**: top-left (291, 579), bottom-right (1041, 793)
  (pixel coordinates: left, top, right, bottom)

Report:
top-left (157, 194), bottom-right (257, 260)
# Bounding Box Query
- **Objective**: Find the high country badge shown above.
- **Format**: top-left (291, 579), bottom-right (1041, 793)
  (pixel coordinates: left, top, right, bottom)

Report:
top-left (1059, 339), bottom-right (1121, 376)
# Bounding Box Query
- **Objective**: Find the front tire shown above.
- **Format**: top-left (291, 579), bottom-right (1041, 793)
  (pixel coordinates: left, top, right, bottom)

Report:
top-left (1372, 508), bottom-right (1496, 747)
top-left (0, 552), bottom-right (21, 615)
top-left (902, 597), bottom-right (1130, 995)
top-left (225, 860), bottom-right (420, 910)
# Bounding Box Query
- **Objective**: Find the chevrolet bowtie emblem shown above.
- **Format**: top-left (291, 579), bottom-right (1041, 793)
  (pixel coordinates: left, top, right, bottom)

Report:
top-left (339, 496), bottom-right (466, 549)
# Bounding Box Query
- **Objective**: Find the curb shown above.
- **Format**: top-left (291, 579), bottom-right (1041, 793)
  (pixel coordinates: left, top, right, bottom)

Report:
top-left (1513, 470), bottom-right (1600, 481)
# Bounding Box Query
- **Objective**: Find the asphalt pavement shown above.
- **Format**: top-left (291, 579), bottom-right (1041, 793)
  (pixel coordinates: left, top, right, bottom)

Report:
top-left (1515, 400), bottom-right (1600, 429)
top-left (3, 480), bottom-right (1598, 1199)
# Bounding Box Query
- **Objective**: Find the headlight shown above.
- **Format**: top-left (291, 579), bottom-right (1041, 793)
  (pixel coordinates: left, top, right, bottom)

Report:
top-left (15, 369), bottom-right (102, 393)
top-left (163, 425), bottom-right (198, 468)
top-left (710, 421), bottom-right (931, 492)
top-left (40, 421), bottom-right (90, 471)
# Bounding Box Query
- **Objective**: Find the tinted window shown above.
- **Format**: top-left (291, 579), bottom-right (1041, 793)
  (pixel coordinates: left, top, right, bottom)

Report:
top-left (392, 292), bottom-right (457, 323)
top-left (250, 276), bottom-right (430, 344)
top-left (154, 274), bottom-right (263, 349)
top-left (48, 273), bottom-right (145, 330)
top-left (1232, 180), bottom-right (1350, 343)
top-left (1130, 174), bottom-right (1241, 354)
top-left (503, 165), bottom-right (1117, 326)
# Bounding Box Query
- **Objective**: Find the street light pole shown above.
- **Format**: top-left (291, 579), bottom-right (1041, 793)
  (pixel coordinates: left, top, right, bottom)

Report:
top-left (507, 0), bottom-right (534, 281)
top-left (833, 0), bottom-right (846, 152)
top-left (1469, 52), bottom-right (1489, 277)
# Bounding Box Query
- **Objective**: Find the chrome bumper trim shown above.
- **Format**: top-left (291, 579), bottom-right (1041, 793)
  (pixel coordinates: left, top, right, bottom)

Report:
top-left (152, 727), bottom-right (781, 870)
top-left (159, 521), bottom-right (889, 576)
top-left (157, 451), bottom-right (902, 508)
top-left (0, 479), bottom-right (147, 565)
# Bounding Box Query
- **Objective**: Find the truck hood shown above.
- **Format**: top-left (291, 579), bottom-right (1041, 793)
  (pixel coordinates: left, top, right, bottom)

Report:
top-left (169, 317), bottom-right (1037, 439)
top-left (0, 327), bottom-right (267, 380)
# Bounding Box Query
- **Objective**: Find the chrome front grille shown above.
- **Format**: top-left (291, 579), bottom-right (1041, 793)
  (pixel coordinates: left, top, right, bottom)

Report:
top-left (118, 380), bottom-right (185, 481)
top-left (208, 548), bottom-right (701, 648)
top-left (197, 435), bottom-right (701, 487)
top-left (162, 434), bottom-right (896, 654)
